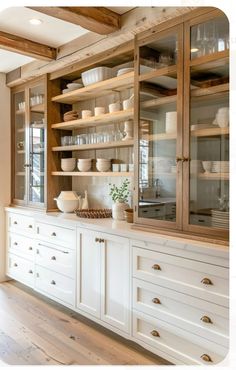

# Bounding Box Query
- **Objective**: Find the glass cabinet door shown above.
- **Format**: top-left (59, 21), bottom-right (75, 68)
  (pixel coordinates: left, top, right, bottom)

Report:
top-left (28, 84), bottom-right (45, 205)
top-left (13, 90), bottom-right (26, 203)
top-left (135, 26), bottom-right (183, 229)
top-left (184, 12), bottom-right (229, 238)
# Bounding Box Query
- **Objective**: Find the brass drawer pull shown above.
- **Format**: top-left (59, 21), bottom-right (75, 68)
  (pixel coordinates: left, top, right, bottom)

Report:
top-left (201, 316), bottom-right (212, 324)
top-left (13, 221), bottom-right (18, 225)
top-left (14, 242), bottom-right (18, 246)
top-left (28, 225), bottom-right (33, 229)
top-left (13, 263), bottom-right (18, 267)
top-left (51, 232), bottom-right (56, 237)
top-left (51, 256), bottom-right (56, 260)
top-left (152, 264), bottom-right (161, 271)
top-left (36, 249), bottom-right (39, 254)
top-left (28, 270), bottom-right (33, 274)
top-left (201, 354), bottom-right (212, 362)
top-left (201, 277), bottom-right (213, 285)
top-left (152, 297), bottom-right (161, 304)
top-left (29, 246), bottom-right (33, 250)
top-left (51, 280), bottom-right (56, 285)
top-left (150, 330), bottom-right (160, 337)
top-left (95, 237), bottom-right (100, 242)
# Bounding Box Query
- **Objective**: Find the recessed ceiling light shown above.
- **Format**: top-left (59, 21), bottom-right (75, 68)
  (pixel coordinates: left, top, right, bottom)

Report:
top-left (29, 18), bottom-right (43, 26)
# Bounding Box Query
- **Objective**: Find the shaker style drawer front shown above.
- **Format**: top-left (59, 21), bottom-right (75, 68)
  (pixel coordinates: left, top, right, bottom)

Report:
top-left (36, 222), bottom-right (76, 248)
top-left (9, 233), bottom-right (35, 261)
top-left (36, 242), bottom-right (75, 278)
top-left (133, 312), bottom-right (227, 365)
top-left (133, 278), bottom-right (229, 346)
top-left (35, 266), bottom-right (75, 306)
top-left (8, 213), bottom-right (35, 235)
top-left (7, 254), bottom-right (34, 287)
top-left (132, 247), bottom-right (229, 307)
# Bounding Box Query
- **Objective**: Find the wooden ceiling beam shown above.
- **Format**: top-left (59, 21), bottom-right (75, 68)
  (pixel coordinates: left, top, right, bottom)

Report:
top-left (27, 7), bottom-right (121, 35)
top-left (0, 31), bottom-right (56, 61)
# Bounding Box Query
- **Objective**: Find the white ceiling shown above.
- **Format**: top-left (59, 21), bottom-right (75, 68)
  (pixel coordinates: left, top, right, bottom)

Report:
top-left (0, 6), bottom-right (135, 73)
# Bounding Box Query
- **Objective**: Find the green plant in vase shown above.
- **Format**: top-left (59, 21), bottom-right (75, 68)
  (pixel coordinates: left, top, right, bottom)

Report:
top-left (109, 178), bottom-right (130, 220)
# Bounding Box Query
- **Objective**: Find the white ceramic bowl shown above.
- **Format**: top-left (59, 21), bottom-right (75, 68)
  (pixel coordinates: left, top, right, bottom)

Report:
top-left (202, 161), bottom-right (212, 173)
top-left (81, 67), bottom-right (113, 86)
top-left (67, 83), bottom-right (82, 90)
top-left (58, 191), bottom-right (78, 200)
top-left (54, 198), bottom-right (80, 213)
top-left (77, 159), bottom-right (92, 172)
top-left (96, 161), bottom-right (111, 172)
top-left (61, 158), bottom-right (76, 172)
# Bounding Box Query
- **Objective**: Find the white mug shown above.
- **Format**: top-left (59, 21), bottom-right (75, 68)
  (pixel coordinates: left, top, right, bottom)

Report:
top-left (81, 110), bottom-right (92, 119)
top-left (94, 106), bottom-right (105, 116)
top-left (109, 102), bottom-right (120, 113)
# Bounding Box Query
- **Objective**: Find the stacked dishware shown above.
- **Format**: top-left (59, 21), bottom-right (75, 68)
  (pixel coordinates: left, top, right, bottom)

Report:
top-left (213, 107), bottom-right (229, 128)
top-left (165, 111), bottom-right (177, 133)
top-left (61, 158), bottom-right (76, 172)
top-left (211, 161), bottom-right (229, 173)
top-left (190, 160), bottom-right (204, 174)
top-left (63, 110), bottom-right (78, 122)
top-left (211, 209), bottom-right (229, 229)
top-left (62, 82), bottom-right (83, 94)
top-left (81, 67), bottom-right (113, 86)
top-left (96, 158), bottom-right (111, 172)
top-left (77, 158), bottom-right (92, 172)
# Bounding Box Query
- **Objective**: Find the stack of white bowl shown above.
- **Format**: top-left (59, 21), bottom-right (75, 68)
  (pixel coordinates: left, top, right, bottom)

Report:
top-left (61, 158), bottom-right (76, 172)
top-left (212, 161), bottom-right (229, 173)
top-left (77, 158), bottom-right (92, 172)
top-left (96, 158), bottom-right (111, 172)
top-left (54, 191), bottom-right (80, 213)
top-left (165, 111), bottom-right (177, 133)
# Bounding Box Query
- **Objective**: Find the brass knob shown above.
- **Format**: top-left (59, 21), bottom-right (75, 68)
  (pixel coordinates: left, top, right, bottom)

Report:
top-left (14, 242), bottom-right (18, 246)
top-left (201, 354), bottom-right (212, 362)
top-left (13, 263), bottom-right (18, 267)
top-left (152, 264), bottom-right (161, 270)
top-left (200, 316), bottom-right (212, 324)
top-left (28, 270), bottom-right (33, 274)
top-left (13, 221), bottom-right (17, 225)
top-left (29, 246), bottom-right (33, 250)
top-left (99, 238), bottom-right (105, 243)
top-left (51, 256), bottom-right (56, 260)
top-left (152, 297), bottom-right (161, 304)
top-left (95, 237), bottom-right (100, 242)
top-left (51, 232), bottom-right (56, 236)
top-left (201, 278), bottom-right (213, 285)
top-left (51, 280), bottom-right (56, 285)
top-left (182, 157), bottom-right (189, 162)
top-left (28, 225), bottom-right (33, 228)
top-left (150, 330), bottom-right (160, 337)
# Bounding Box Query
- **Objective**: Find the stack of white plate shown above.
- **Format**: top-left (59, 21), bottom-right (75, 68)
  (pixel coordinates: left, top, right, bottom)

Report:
top-left (211, 209), bottom-right (229, 229)
top-left (62, 82), bottom-right (83, 94)
top-left (190, 160), bottom-right (204, 174)
top-left (211, 161), bottom-right (229, 173)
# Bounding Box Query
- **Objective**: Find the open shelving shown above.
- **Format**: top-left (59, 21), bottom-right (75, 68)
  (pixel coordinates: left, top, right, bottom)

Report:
top-left (51, 171), bottom-right (133, 177)
top-left (52, 139), bottom-right (134, 152)
top-left (191, 127), bottom-right (229, 137)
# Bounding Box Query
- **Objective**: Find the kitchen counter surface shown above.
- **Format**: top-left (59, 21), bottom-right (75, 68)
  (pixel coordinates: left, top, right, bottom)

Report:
top-left (5, 206), bottom-right (229, 259)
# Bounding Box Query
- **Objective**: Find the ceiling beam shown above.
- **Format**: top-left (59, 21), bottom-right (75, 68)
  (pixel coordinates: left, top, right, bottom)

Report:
top-left (27, 7), bottom-right (121, 35)
top-left (0, 31), bottom-right (56, 61)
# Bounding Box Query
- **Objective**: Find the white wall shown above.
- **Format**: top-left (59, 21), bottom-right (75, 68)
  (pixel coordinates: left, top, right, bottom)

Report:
top-left (0, 73), bottom-right (11, 281)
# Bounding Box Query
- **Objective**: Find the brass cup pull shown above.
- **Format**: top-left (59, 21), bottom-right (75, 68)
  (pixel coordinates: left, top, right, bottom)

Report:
top-left (13, 221), bottom-right (17, 225)
top-left (152, 297), bottom-right (161, 304)
top-left (201, 277), bottom-right (213, 285)
top-left (28, 246), bottom-right (33, 250)
top-left (51, 280), bottom-right (56, 285)
top-left (152, 264), bottom-right (161, 271)
top-left (99, 238), bottom-right (105, 243)
top-left (150, 330), bottom-right (160, 337)
top-left (51, 256), bottom-right (56, 260)
top-left (201, 354), bottom-right (212, 362)
top-left (51, 232), bottom-right (56, 237)
top-left (28, 225), bottom-right (33, 229)
top-left (201, 316), bottom-right (212, 324)
top-left (28, 270), bottom-right (33, 274)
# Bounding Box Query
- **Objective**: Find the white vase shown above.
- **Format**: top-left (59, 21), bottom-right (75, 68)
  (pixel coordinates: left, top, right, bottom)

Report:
top-left (112, 201), bottom-right (129, 220)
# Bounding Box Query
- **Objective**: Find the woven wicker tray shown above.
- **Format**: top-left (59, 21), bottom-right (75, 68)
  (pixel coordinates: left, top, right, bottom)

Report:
top-left (75, 209), bottom-right (112, 219)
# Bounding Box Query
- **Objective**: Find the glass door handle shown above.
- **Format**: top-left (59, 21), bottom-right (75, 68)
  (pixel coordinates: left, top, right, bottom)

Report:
top-left (182, 157), bottom-right (189, 162)
top-left (176, 157), bottom-right (182, 163)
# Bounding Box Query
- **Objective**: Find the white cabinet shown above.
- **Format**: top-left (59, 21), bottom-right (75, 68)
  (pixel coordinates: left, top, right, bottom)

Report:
top-left (77, 228), bottom-right (130, 334)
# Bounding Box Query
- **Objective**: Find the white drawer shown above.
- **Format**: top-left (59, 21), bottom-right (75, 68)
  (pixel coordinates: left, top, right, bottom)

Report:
top-left (133, 311), bottom-right (227, 365)
top-left (35, 265), bottom-right (75, 306)
top-left (36, 242), bottom-right (75, 279)
top-left (8, 213), bottom-right (35, 235)
top-left (7, 253), bottom-right (34, 288)
top-left (133, 278), bottom-right (229, 346)
top-left (132, 247), bottom-right (229, 307)
top-left (8, 233), bottom-right (35, 261)
top-left (36, 222), bottom-right (76, 248)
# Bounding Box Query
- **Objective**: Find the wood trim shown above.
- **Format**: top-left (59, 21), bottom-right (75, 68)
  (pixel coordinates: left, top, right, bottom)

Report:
top-left (51, 171), bottom-right (133, 177)
top-left (0, 31), bottom-right (56, 61)
top-left (28, 7), bottom-right (121, 35)
top-left (52, 140), bottom-right (134, 152)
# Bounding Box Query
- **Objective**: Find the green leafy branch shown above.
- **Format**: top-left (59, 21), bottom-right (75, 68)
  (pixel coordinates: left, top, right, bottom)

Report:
top-left (109, 178), bottom-right (130, 203)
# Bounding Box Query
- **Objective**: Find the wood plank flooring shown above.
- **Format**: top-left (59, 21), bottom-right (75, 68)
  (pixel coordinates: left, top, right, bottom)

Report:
top-left (0, 281), bottom-right (171, 365)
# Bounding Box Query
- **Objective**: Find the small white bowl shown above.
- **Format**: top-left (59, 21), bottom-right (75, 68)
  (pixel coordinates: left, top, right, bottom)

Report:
top-left (96, 162), bottom-right (111, 172)
top-left (202, 161), bottom-right (212, 173)
top-left (61, 158), bottom-right (76, 172)
top-left (77, 159), bottom-right (92, 172)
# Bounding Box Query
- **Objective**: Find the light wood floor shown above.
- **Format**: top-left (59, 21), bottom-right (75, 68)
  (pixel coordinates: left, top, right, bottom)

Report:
top-left (0, 281), bottom-right (170, 365)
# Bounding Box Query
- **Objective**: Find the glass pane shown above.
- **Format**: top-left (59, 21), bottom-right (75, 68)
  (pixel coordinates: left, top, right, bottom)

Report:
top-left (29, 85), bottom-right (45, 204)
top-left (191, 16), bottom-right (229, 60)
top-left (189, 60), bottom-right (229, 230)
top-left (14, 91), bottom-right (26, 201)
top-left (138, 73), bottom-right (178, 221)
top-left (140, 34), bottom-right (177, 74)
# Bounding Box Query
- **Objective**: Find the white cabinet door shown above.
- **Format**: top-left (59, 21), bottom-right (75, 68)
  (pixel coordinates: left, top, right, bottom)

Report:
top-left (101, 233), bottom-right (130, 333)
top-left (76, 228), bottom-right (101, 318)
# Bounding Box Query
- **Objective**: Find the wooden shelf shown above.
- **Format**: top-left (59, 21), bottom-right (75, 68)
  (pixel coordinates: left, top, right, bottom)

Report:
top-left (190, 50), bottom-right (229, 68)
top-left (16, 110), bottom-right (25, 115)
top-left (191, 127), bottom-right (229, 137)
top-left (17, 128), bottom-right (25, 133)
top-left (141, 95), bottom-right (176, 109)
top-left (30, 104), bottom-right (44, 113)
top-left (147, 132), bottom-right (176, 141)
top-left (51, 171), bottom-right (133, 177)
top-left (17, 150), bottom-right (25, 154)
top-left (52, 139), bottom-right (134, 152)
top-left (16, 172), bottom-right (25, 176)
top-left (51, 109), bottom-right (134, 130)
top-left (191, 83), bottom-right (229, 98)
top-left (139, 65), bottom-right (177, 83)
top-left (52, 72), bottom-right (134, 104)
top-left (197, 173), bottom-right (229, 181)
